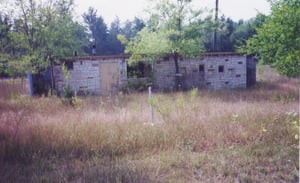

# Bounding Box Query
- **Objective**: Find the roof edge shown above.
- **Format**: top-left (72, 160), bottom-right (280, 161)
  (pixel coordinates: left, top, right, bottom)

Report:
top-left (59, 52), bottom-right (250, 62)
top-left (60, 54), bottom-right (130, 62)
top-left (201, 52), bottom-right (245, 56)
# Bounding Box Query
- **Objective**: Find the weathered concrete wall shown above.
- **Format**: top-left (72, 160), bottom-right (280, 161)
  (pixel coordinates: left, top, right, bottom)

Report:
top-left (53, 53), bottom-right (256, 95)
top-left (53, 56), bottom-right (128, 95)
top-left (154, 53), bottom-right (255, 90)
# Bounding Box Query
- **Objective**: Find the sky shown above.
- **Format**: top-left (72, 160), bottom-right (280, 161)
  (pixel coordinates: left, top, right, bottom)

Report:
top-left (73, 0), bottom-right (271, 24)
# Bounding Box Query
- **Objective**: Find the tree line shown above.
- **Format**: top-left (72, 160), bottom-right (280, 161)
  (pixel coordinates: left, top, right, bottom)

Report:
top-left (0, 0), bottom-right (299, 78)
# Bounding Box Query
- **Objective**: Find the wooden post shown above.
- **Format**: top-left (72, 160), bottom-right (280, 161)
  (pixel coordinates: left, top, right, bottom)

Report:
top-left (149, 86), bottom-right (154, 125)
top-left (213, 0), bottom-right (219, 52)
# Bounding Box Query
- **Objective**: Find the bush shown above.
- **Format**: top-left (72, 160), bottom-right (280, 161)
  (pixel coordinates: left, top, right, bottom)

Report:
top-left (120, 77), bottom-right (150, 93)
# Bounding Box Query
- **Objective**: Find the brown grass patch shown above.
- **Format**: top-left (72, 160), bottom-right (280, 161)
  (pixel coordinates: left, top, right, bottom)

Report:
top-left (0, 66), bottom-right (299, 182)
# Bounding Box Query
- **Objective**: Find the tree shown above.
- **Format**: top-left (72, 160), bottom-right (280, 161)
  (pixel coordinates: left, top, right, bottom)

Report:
top-left (0, 14), bottom-right (12, 76)
top-left (2, 0), bottom-right (88, 76)
top-left (200, 16), bottom-right (216, 52)
top-left (233, 15), bottom-right (266, 51)
top-left (120, 0), bottom-right (205, 89)
top-left (218, 16), bottom-right (235, 51)
top-left (83, 7), bottom-right (108, 55)
top-left (121, 17), bottom-right (145, 41)
top-left (246, 0), bottom-right (300, 77)
top-left (106, 17), bottom-right (124, 54)
top-left (83, 9), bottom-right (144, 55)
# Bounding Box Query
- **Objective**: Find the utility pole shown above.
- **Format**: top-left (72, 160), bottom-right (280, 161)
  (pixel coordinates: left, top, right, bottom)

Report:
top-left (213, 0), bottom-right (219, 52)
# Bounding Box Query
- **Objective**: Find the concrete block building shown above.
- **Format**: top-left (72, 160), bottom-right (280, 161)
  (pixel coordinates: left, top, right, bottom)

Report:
top-left (153, 52), bottom-right (256, 90)
top-left (52, 55), bottom-right (128, 95)
top-left (52, 52), bottom-right (256, 95)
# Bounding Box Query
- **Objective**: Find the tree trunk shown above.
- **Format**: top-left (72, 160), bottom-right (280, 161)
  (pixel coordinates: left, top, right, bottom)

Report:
top-left (50, 59), bottom-right (55, 95)
top-left (173, 51), bottom-right (182, 90)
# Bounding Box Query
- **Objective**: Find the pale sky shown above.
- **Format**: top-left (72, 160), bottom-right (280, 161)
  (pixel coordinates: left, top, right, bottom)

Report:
top-left (73, 0), bottom-right (271, 24)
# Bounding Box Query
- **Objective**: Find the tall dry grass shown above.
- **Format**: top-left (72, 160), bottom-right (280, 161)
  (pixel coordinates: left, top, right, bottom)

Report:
top-left (0, 78), bottom-right (28, 99)
top-left (0, 66), bottom-right (299, 182)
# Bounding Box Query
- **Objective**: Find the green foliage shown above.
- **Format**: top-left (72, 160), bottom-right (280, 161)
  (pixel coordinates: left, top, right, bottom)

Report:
top-left (121, 0), bottom-right (207, 90)
top-left (201, 14), bottom-right (265, 52)
top-left (106, 18), bottom-right (125, 54)
top-left (0, 0), bottom-right (88, 76)
top-left (122, 0), bottom-right (205, 64)
top-left (83, 8), bottom-right (144, 55)
top-left (83, 7), bottom-right (108, 54)
top-left (234, 14), bottom-right (267, 52)
top-left (61, 63), bottom-right (72, 99)
top-left (189, 87), bottom-right (198, 101)
top-left (0, 14), bottom-right (13, 76)
top-left (246, 0), bottom-right (300, 77)
top-left (61, 63), bottom-right (79, 106)
top-left (125, 28), bottom-right (173, 63)
top-left (120, 78), bottom-right (150, 93)
top-left (122, 17), bottom-right (145, 40)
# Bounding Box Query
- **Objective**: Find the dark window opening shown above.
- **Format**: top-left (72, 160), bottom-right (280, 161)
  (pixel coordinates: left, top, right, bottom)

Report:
top-left (65, 61), bottom-right (73, 70)
top-left (218, 65), bottom-right (224, 73)
top-left (238, 61), bottom-right (243, 64)
top-left (236, 74), bottom-right (241, 77)
top-left (199, 64), bottom-right (204, 72)
top-left (206, 82), bottom-right (211, 85)
top-left (225, 81), bottom-right (229, 84)
top-left (163, 56), bottom-right (169, 61)
top-left (127, 61), bottom-right (152, 78)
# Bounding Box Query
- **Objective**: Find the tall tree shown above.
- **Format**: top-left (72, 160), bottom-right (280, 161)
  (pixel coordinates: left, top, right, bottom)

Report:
top-left (246, 0), bottom-right (300, 77)
top-left (2, 0), bottom-right (88, 76)
top-left (120, 0), bottom-right (205, 89)
top-left (0, 14), bottom-right (12, 76)
top-left (82, 7), bottom-right (108, 55)
top-left (122, 17), bottom-right (145, 40)
top-left (233, 15), bottom-right (266, 51)
top-left (106, 17), bottom-right (124, 54)
top-left (218, 16), bottom-right (235, 51)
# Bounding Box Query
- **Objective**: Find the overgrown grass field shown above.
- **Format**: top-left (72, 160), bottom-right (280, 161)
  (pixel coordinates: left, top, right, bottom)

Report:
top-left (0, 66), bottom-right (299, 182)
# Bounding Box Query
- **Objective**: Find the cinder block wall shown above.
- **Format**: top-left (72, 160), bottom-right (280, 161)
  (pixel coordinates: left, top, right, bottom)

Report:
top-left (53, 53), bottom-right (255, 95)
top-left (53, 56), bottom-right (128, 95)
top-left (154, 53), bottom-right (253, 90)
top-left (54, 60), bottom-right (101, 95)
top-left (203, 54), bottom-right (247, 89)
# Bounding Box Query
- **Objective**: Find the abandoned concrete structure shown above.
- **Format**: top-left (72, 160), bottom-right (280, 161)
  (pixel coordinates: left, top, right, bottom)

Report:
top-left (53, 55), bottom-right (128, 95)
top-left (52, 52), bottom-right (256, 95)
top-left (153, 52), bottom-right (256, 90)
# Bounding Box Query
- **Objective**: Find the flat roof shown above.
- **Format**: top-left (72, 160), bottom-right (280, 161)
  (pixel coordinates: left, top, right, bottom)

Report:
top-left (60, 52), bottom-right (247, 62)
top-left (61, 54), bottom-right (130, 62)
top-left (201, 52), bottom-right (244, 56)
